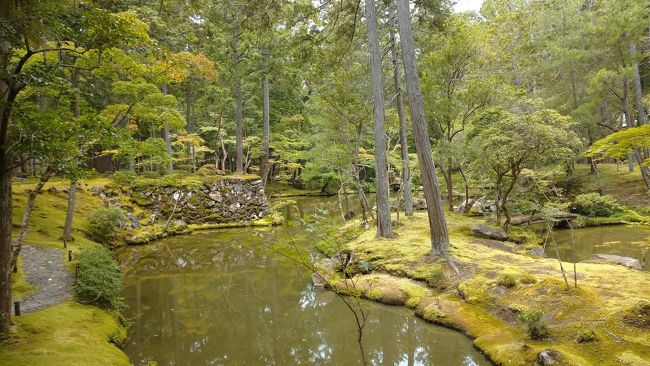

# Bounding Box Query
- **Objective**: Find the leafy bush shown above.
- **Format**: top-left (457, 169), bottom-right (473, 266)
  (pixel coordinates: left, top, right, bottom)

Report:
top-left (113, 171), bottom-right (137, 186)
top-left (497, 273), bottom-right (517, 288)
top-left (518, 309), bottom-right (548, 339)
top-left (75, 247), bottom-right (124, 310)
top-left (519, 273), bottom-right (537, 284)
top-left (572, 193), bottom-right (622, 217)
top-left (87, 207), bottom-right (126, 246)
top-left (576, 329), bottom-right (597, 343)
top-left (315, 238), bottom-right (338, 256)
top-left (427, 268), bottom-right (448, 290)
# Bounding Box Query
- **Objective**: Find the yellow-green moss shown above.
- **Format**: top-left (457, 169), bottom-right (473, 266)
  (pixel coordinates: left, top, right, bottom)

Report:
top-left (0, 301), bottom-right (129, 366)
top-left (11, 256), bottom-right (33, 301)
top-left (338, 209), bottom-right (650, 365)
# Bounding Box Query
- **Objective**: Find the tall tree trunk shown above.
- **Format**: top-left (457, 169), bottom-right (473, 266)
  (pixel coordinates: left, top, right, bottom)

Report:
top-left (0, 167), bottom-right (10, 332)
top-left (13, 174), bottom-right (50, 269)
top-left (62, 181), bottom-right (76, 241)
top-left (630, 42), bottom-right (647, 125)
top-left (162, 83), bottom-right (173, 174)
top-left (390, 26), bottom-right (413, 217)
top-left (0, 76), bottom-right (14, 332)
top-left (233, 26), bottom-right (244, 174)
top-left (63, 69), bottom-right (80, 240)
top-left (629, 42), bottom-right (650, 188)
top-left (366, 0), bottom-right (393, 238)
top-left (260, 45), bottom-right (271, 186)
top-left (446, 158), bottom-right (454, 211)
top-left (185, 79), bottom-right (197, 172)
top-left (624, 79), bottom-right (636, 172)
top-left (396, 0), bottom-right (449, 256)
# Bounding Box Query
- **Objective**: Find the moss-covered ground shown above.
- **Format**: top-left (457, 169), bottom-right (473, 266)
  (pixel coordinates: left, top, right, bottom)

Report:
top-left (574, 163), bottom-right (650, 208)
top-left (6, 173), bottom-right (279, 365)
top-left (0, 301), bottom-right (129, 366)
top-left (330, 212), bottom-right (650, 366)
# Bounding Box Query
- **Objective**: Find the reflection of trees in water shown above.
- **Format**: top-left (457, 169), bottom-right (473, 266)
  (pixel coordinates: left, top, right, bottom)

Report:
top-left (124, 267), bottom-right (485, 366)
top-left (122, 196), bottom-right (489, 365)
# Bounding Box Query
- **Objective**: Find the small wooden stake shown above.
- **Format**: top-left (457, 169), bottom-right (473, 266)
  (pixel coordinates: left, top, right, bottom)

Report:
top-left (63, 239), bottom-right (67, 248)
top-left (14, 301), bottom-right (20, 316)
top-left (75, 263), bottom-right (80, 278)
top-left (68, 250), bottom-right (72, 262)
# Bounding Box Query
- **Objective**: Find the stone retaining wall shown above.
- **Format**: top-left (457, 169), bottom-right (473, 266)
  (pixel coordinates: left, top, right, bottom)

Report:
top-left (132, 178), bottom-right (270, 225)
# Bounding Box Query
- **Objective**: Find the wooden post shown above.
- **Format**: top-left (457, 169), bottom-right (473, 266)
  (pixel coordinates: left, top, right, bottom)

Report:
top-left (63, 239), bottom-right (67, 248)
top-left (75, 263), bottom-right (80, 278)
top-left (68, 250), bottom-right (72, 262)
top-left (13, 301), bottom-right (20, 316)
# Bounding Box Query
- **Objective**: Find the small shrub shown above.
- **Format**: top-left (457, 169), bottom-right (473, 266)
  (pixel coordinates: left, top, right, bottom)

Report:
top-left (519, 273), bottom-right (537, 284)
top-left (518, 309), bottom-right (548, 339)
top-left (576, 329), bottom-right (597, 343)
top-left (315, 238), bottom-right (338, 257)
top-left (113, 171), bottom-right (137, 186)
top-left (75, 247), bottom-right (124, 310)
top-left (427, 268), bottom-right (448, 290)
top-left (87, 207), bottom-right (126, 246)
top-left (572, 193), bottom-right (622, 217)
top-left (497, 273), bottom-right (517, 288)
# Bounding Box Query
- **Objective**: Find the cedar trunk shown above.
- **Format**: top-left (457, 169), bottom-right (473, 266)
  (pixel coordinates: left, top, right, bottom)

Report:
top-left (233, 26), bottom-right (244, 174)
top-left (260, 45), bottom-right (271, 186)
top-left (390, 26), bottom-right (413, 217)
top-left (366, 0), bottom-right (393, 238)
top-left (396, 0), bottom-right (450, 255)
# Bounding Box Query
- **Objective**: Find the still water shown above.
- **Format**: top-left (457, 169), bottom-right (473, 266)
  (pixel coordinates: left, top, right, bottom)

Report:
top-left (547, 225), bottom-right (650, 270)
top-left (118, 196), bottom-right (491, 365)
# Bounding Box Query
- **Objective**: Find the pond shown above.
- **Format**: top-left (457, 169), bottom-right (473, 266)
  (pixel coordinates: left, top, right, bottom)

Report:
top-left (118, 196), bottom-right (491, 366)
top-left (543, 225), bottom-right (650, 271)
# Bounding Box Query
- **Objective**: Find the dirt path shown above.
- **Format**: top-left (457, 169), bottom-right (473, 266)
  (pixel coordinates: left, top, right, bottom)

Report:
top-left (14, 244), bottom-right (74, 314)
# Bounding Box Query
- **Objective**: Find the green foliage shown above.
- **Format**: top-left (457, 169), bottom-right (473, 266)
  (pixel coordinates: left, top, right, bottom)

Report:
top-left (572, 193), bottom-right (622, 217)
top-left (497, 273), bottom-right (517, 288)
top-left (519, 273), bottom-right (537, 284)
top-left (87, 207), bottom-right (126, 246)
top-left (518, 309), bottom-right (548, 339)
top-left (576, 329), bottom-right (597, 343)
top-left (427, 268), bottom-right (448, 290)
top-left (587, 125), bottom-right (650, 163)
top-left (75, 247), bottom-right (124, 311)
top-left (113, 171), bottom-right (137, 186)
top-left (315, 238), bottom-right (339, 257)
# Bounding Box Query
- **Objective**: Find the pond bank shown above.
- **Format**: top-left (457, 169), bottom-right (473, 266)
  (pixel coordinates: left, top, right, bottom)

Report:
top-left (324, 212), bottom-right (650, 365)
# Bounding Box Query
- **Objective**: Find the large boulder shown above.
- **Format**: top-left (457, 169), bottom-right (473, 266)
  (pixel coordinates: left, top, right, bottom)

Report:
top-left (537, 349), bottom-right (562, 365)
top-left (584, 254), bottom-right (643, 270)
top-left (471, 224), bottom-right (508, 241)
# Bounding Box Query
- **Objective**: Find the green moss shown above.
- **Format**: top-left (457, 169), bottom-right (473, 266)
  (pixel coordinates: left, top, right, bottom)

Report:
top-left (0, 301), bottom-right (129, 366)
top-left (337, 208), bottom-right (650, 365)
top-left (497, 273), bottom-right (517, 288)
top-left (519, 273), bottom-right (537, 284)
top-left (576, 329), bottom-right (597, 343)
top-left (11, 256), bottom-right (34, 301)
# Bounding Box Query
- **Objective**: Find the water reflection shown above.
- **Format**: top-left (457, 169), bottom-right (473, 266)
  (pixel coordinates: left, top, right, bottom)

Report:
top-left (121, 197), bottom-right (491, 365)
top-left (542, 225), bottom-right (650, 270)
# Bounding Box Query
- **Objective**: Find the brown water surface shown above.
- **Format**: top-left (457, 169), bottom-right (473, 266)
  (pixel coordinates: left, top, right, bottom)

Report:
top-left (119, 196), bottom-right (491, 365)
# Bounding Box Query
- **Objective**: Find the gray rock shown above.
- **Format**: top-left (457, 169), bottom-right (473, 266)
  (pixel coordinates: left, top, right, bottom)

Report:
top-left (584, 254), bottom-right (643, 270)
top-left (528, 248), bottom-right (548, 258)
top-left (471, 224), bottom-right (508, 241)
top-left (537, 349), bottom-right (561, 365)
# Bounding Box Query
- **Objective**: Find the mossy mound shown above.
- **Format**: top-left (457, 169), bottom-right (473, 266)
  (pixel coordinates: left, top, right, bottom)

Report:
top-left (334, 211), bottom-right (650, 365)
top-left (0, 301), bottom-right (129, 366)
